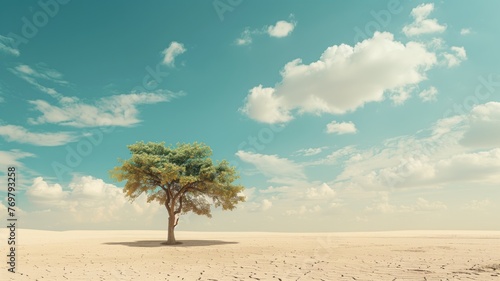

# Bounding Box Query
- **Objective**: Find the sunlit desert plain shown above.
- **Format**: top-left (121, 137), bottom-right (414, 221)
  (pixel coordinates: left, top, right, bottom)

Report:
top-left (2, 229), bottom-right (500, 280)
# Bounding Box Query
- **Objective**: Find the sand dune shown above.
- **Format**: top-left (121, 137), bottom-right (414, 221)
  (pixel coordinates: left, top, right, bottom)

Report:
top-left (1, 229), bottom-right (499, 280)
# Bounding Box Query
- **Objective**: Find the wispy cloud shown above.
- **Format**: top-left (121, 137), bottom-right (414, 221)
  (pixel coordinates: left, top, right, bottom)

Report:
top-left (235, 17), bottom-right (296, 46)
top-left (9, 64), bottom-right (68, 98)
top-left (162, 41), bottom-right (186, 66)
top-left (294, 147), bottom-right (327, 157)
top-left (0, 149), bottom-right (35, 169)
top-left (367, 194), bottom-right (447, 214)
top-left (0, 125), bottom-right (79, 146)
top-left (28, 90), bottom-right (185, 127)
top-left (419, 86), bottom-right (438, 102)
top-left (235, 28), bottom-right (254, 46)
top-left (326, 102), bottom-right (500, 190)
top-left (460, 28), bottom-right (471, 35)
top-left (236, 150), bottom-right (305, 184)
top-left (0, 35), bottom-right (20, 56)
top-left (442, 46), bottom-right (467, 68)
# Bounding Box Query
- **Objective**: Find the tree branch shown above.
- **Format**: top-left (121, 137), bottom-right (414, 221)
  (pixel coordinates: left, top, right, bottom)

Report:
top-left (173, 181), bottom-right (203, 202)
top-left (165, 186), bottom-right (172, 213)
top-left (174, 215), bottom-right (179, 227)
top-left (174, 196), bottom-right (183, 215)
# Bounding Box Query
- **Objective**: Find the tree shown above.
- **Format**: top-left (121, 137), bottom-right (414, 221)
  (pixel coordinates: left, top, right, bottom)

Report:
top-left (110, 141), bottom-right (245, 245)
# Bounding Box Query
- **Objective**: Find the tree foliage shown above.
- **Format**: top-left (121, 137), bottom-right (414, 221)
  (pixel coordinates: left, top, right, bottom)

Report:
top-left (110, 141), bottom-right (245, 243)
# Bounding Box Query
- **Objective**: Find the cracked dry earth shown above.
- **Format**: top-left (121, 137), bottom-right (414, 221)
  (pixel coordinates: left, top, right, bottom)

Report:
top-left (1, 230), bottom-right (499, 280)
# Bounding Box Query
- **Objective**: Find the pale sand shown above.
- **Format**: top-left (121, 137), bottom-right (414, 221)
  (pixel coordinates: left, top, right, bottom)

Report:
top-left (1, 229), bottom-right (500, 280)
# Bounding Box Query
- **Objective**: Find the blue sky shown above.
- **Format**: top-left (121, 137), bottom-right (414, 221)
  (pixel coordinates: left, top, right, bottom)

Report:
top-left (1, 0), bottom-right (499, 232)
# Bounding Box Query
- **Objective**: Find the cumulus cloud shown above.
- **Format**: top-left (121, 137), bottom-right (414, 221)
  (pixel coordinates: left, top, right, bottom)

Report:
top-left (0, 35), bottom-right (20, 56)
top-left (403, 3), bottom-right (447, 36)
top-left (241, 32), bottom-right (437, 123)
top-left (0, 125), bottom-right (79, 146)
top-left (419, 86), bottom-right (438, 102)
top-left (28, 90), bottom-right (184, 127)
top-left (267, 20), bottom-right (296, 38)
top-left (306, 183), bottom-right (336, 199)
top-left (261, 199), bottom-right (273, 211)
top-left (162, 41), bottom-right (186, 66)
top-left (25, 176), bottom-right (161, 227)
top-left (326, 121), bottom-right (357, 135)
top-left (240, 85), bottom-right (292, 123)
top-left (442, 46), bottom-right (467, 68)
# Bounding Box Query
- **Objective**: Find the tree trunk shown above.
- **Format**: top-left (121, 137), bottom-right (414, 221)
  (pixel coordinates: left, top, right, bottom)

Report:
top-left (166, 214), bottom-right (176, 245)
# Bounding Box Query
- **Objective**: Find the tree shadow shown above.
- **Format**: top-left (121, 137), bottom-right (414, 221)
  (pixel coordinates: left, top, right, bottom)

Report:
top-left (103, 239), bottom-right (239, 248)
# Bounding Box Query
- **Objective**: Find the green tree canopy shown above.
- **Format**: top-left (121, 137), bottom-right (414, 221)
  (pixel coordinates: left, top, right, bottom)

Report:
top-left (110, 141), bottom-right (245, 244)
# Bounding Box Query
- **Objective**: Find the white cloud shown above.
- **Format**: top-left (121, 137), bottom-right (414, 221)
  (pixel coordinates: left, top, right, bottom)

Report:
top-left (285, 205), bottom-right (321, 216)
top-left (0, 150), bottom-right (35, 192)
top-left (25, 176), bottom-right (161, 227)
top-left (306, 183), bottom-right (336, 199)
top-left (27, 177), bottom-right (67, 205)
top-left (235, 18), bottom-right (296, 46)
top-left (28, 90), bottom-right (184, 127)
top-left (235, 28), bottom-right (253, 46)
top-left (0, 125), bottom-right (79, 146)
top-left (238, 187), bottom-right (256, 201)
top-left (326, 121), bottom-right (357, 135)
top-left (367, 194), bottom-right (446, 213)
top-left (267, 20), bottom-right (296, 38)
top-left (0, 35), bottom-right (20, 56)
top-left (460, 28), bottom-right (471, 35)
top-left (311, 145), bottom-right (358, 166)
top-left (10, 64), bottom-right (68, 97)
top-left (403, 3), bottom-right (447, 36)
top-left (0, 150), bottom-right (34, 169)
top-left (241, 32), bottom-right (437, 123)
top-left (442, 46), bottom-right (467, 68)
top-left (162, 41), bottom-right (186, 66)
top-left (240, 85), bottom-right (292, 123)
top-left (295, 147), bottom-right (326, 157)
top-left (389, 88), bottom-right (413, 105)
top-left (463, 199), bottom-right (491, 210)
top-left (261, 199), bottom-right (273, 211)
top-left (460, 102), bottom-right (500, 149)
top-left (259, 186), bottom-right (290, 194)
top-left (414, 197), bottom-right (447, 211)
top-left (419, 86), bottom-right (438, 102)
top-left (426, 38), bottom-right (445, 50)
top-left (236, 151), bottom-right (305, 183)
top-left (327, 102), bottom-right (500, 190)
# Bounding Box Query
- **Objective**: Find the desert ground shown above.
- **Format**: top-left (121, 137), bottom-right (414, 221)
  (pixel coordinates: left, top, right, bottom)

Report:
top-left (1, 229), bottom-right (499, 280)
